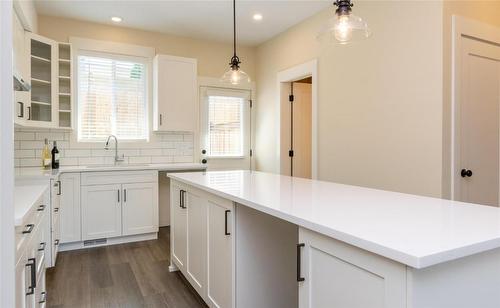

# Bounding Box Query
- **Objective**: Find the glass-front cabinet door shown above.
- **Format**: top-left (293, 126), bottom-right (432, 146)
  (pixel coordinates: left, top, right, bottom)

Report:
top-left (26, 33), bottom-right (58, 128)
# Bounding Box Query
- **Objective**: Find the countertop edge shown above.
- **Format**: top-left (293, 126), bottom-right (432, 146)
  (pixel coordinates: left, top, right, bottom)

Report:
top-left (167, 173), bottom-right (500, 269)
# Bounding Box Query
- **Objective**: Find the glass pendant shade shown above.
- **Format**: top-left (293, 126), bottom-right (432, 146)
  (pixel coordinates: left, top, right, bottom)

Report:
top-left (318, 11), bottom-right (371, 44)
top-left (221, 67), bottom-right (250, 85)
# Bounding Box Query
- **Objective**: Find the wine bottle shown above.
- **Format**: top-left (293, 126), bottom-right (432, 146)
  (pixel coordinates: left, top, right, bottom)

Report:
top-left (41, 138), bottom-right (51, 169)
top-left (51, 141), bottom-right (60, 169)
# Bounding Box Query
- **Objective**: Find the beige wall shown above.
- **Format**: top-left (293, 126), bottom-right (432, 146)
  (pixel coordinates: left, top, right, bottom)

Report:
top-left (37, 15), bottom-right (256, 78)
top-left (441, 1), bottom-right (500, 198)
top-left (255, 1), bottom-right (444, 197)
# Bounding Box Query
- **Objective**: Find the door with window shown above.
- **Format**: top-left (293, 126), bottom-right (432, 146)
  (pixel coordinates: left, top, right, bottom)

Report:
top-left (200, 87), bottom-right (252, 170)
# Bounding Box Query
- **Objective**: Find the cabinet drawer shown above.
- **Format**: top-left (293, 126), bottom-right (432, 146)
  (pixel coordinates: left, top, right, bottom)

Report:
top-left (15, 195), bottom-right (49, 258)
top-left (81, 170), bottom-right (158, 186)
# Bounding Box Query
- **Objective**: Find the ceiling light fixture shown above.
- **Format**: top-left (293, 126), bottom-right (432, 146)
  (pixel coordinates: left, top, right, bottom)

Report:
top-left (317, 0), bottom-right (370, 45)
top-left (111, 16), bottom-right (123, 23)
top-left (221, 0), bottom-right (250, 85)
top-left (253, 13), bottom-right (263, 21)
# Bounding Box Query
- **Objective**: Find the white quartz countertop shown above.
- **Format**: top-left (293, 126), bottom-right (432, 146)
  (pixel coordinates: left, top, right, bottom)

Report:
top-left (168, 170), bottom-right (500, 269)
top-left (15, 163), bottom-right (206, 180)
top-left (14, 184), bottom-right (48, 226)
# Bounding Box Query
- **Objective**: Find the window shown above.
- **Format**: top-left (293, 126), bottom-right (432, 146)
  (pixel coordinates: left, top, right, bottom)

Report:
top-left (207, 95), bottom-right (244, 156)
top-left (77, 54), bottom-right (148, 141)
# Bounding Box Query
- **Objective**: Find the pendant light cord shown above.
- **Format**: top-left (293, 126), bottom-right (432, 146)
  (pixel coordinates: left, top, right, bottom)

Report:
top-left (233, 0), bottom-right (236, 57)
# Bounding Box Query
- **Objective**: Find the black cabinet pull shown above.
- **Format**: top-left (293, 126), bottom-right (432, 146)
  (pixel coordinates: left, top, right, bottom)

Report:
top-left (118, 189), bottom-right (120, 202)
top-left (159, 114), bottom-right (163, 125)
top-left (224, 210), bottom-right (231, 235)
top-left (55, 239), bottom-right (60, 246)
top-left (54, 207), bottom-right (59, 213)
top-left (17, 101), bottom-right (24, 118)
top-left (37, 204), bottom-right (45, 211)
top-left (39, 292), bottom-right (47, 304)
top-left (297, 243), bottom-right (305, 282)
top-left (38, 242), bottom-right (46, 251)
top-left (461, 169), bottom-right (473, 178)
top-left (26, 258), bottom-right (36, 295)
top-left (124, 189), bottom-right (127, 202)
top-left (22, 224), bottom-right (35, 234)
top-left (57, 180), bottom-right (62, 195)
top-left (27, 106), bottom-right (31, 120)
top-left (180, 190), bottom-right (187, 209)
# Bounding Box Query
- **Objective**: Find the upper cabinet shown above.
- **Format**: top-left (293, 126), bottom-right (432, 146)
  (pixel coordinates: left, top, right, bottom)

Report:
top-left (26, 32), bottom-right (58, 128)
top-left (153, 54), bottom-right (197, 132)
top-left (13, 25), bottom-right (73, 130)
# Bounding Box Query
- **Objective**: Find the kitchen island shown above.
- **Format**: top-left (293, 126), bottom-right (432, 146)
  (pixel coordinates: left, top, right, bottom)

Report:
top-left (168, 170), bottom-right (500, 308)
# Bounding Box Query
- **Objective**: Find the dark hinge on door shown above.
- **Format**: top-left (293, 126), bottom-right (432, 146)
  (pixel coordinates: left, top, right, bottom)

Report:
top-left (289, 150), bottom-right (294, 157)
top-left (249, 149), bottom-right (253, 157)
top-left (289, 94), bottom-right (294, 102)
top-left (249, 99), bottom-right (253, 108)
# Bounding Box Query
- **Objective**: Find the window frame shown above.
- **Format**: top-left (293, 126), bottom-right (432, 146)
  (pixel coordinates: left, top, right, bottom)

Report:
top-left (76, 50), bottom-right (150, 142)
top-left (69, 37), bottom-right (154, 148)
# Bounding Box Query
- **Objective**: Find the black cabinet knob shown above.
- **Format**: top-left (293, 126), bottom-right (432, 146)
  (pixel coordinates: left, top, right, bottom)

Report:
top-left (201, 149), bottom-right (207, 154)
top-left (461, 169), bottom-right (473, 178)
top-left (202, 159), bottom-right (207, 164)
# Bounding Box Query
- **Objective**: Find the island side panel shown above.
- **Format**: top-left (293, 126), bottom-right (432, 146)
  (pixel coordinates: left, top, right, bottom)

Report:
top-left (235, 204), bottom-right (298, 308)
top-left (407, 247), bottom-right (500, 308)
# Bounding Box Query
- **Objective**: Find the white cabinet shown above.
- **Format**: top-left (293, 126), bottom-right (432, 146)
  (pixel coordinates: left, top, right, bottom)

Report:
top-left (50, 179), bottom-right (60, 266)
top-left (80, 171), bottom-right (158, 242)
top-left (25, 32), bottom-right (58, 128)
top-left (171, 183), bottom-right (187, 272)
top-left (186, 190), bottom-right (207, 295)
top-left (59, 173), bottom-right (81, 243)
top-left (81, 184), bottom-right (122, 240)
top-left (298, 227), bottom-right (406, 308)
top-left (122, 182), bottom-right (159, 236)
top-left (170, 181), bottom-right (234, 307)
top-left (153, 54), bottom-right (197, 132)
top-left (206, 198), bottom-right (234, 308)
top-left (13, 11), bottom-right (29, 126)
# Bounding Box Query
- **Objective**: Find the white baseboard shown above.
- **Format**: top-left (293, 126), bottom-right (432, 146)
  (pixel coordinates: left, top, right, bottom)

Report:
top-left (59, 232), bottom-right (158, 252)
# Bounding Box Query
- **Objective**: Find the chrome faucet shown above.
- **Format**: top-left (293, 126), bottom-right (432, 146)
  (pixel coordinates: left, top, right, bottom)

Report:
top-left (104, 135), bottom-right (125, 163)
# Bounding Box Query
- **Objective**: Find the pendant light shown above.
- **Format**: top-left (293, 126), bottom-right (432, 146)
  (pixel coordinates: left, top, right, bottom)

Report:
top-left (221, 0), bottom-right (250, 85)
top-left (317, 0), bottom-right (371, 45)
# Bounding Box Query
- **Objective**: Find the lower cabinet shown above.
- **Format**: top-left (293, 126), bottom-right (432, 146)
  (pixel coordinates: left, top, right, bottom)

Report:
top-left (122, 182), bottom-right (159, 236)
top-left (80, 171), bottom-right (159, 241)
top-left (59, 173), bottom-right (81, 244)
top-left (298, 227), bottom-right (406, 308)
top-left (206, 198), bottom-right (234, 308)
top-left (82, 184), bottom-right (122, 240)
top-left (171, 183), bottom-right (187, 271)
top-left (170, 181), bottom-right (234, 308)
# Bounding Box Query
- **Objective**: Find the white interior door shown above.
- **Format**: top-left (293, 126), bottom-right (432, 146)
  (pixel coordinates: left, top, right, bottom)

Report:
top-left (200, 87), bottom-right (251, 170)
top-left (458, 36), bottom-right (500, 206)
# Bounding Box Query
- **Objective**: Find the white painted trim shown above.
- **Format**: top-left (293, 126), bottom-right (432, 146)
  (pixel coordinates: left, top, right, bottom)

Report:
top-left (198, 76), bottom-right (257, 169)
top-left (0, 1), bottom-right (15, 307)
top-left (276, 59), bottom-right (318, 179)
top-left (59, 232), bottom-right (157, 252)
top-left (451, 16), bottom-right (500, 201)
top-left (69, 37), bottom-right (155, 58)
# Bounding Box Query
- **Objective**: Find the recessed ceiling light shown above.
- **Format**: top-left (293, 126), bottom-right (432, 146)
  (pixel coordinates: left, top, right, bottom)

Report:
top-left (111, 16), bottom-right (122, 23)
top-left (252, 13), bottom-right (263, 21)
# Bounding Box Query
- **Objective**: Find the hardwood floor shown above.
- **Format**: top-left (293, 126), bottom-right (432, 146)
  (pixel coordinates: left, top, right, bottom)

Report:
top-left (46, 227), bottom-right (207, 308)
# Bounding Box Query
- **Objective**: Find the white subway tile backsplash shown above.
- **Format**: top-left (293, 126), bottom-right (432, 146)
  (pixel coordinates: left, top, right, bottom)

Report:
top-left (15, 128), bottom-right (194, 167)
top-left (151, 156), bottom-right (174, 164)
top-left (65, 149), bottom-right (92, 157)
top-left (15, 149), bottom-right (36, 158)
top-left (140, 149), bottom-right (163, 156)
top-left (128, 156), bottom-right (152, 164)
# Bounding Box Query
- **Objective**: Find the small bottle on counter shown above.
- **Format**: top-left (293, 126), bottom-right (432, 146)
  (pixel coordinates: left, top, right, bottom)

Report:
top-left (51, 141), bottom-right (60, 169)
top-left (41, 138), bottom-right (51, 169)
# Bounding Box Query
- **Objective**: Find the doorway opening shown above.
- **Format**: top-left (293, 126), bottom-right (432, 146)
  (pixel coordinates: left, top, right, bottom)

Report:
top-left (280, 77), bottom-right (312, 179)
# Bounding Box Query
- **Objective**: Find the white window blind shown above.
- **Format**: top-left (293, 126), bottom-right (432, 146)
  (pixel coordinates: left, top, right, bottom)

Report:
top-left (208, 95), bottom-right (244, 156)
top-left (77, 54), bottom-right (147, 141)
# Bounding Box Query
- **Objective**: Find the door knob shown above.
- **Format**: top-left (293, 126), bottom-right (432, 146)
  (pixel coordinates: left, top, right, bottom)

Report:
top-left (461, 169), bottom-right (473, 178)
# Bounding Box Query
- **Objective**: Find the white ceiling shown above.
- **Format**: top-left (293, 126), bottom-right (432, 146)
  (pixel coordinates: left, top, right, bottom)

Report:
top-left (34, 0), bottom-right (331, 46)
